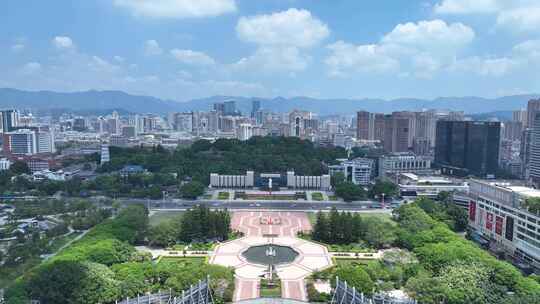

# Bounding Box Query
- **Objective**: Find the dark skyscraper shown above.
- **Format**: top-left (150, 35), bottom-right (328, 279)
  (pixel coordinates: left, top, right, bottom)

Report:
top-left (251, 100), bottom-right (261, 118)
top-left (435, 121), bottom-right (501, 177)
top-left (224, 100), bottom-right (236, 116)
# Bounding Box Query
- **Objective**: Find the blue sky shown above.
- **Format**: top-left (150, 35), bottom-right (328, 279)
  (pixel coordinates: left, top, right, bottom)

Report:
top-left (1, 0), bottom-right (539, 102)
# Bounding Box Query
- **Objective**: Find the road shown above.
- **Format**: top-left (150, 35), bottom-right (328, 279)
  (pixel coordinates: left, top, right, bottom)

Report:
top-left (118, 198), bottom-right (398, 213)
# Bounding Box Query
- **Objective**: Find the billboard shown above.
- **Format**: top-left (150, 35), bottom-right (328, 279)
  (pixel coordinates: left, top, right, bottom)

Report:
top-left (469, 201), bottom-right (476, 221)
top-left (495, 216), bottom-right (503, 235)
top-left (486, 212), bottom-right (494, 231)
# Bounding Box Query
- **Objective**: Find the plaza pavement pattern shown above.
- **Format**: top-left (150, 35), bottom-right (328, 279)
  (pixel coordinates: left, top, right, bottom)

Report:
top-left (209, 211), bottom-right (333, 302)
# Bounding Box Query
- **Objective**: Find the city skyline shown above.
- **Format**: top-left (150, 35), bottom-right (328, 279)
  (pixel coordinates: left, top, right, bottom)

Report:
top-left (1, 0), bottom-right (540, 102)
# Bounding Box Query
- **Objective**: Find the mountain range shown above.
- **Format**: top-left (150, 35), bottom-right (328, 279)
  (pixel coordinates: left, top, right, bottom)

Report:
top-left (1, 88), bottom-right (538, 116)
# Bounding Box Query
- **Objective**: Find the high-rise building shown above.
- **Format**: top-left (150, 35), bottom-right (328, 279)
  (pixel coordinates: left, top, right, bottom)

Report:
top-left (72, 117), bottom-right (87, 132)
top-left (3, 129), bottom-right (37, 155)
top-left (529, 112), bottom-right (540, 184)
top-left (100, 145), bottom-right (110, 165)
top-left (513, 109), bottom-right (527, 125)
top-left (224, 101), bottom-right (236, 116)
top-left (37, 131), bottom-right (55, 153)
top-left (527, 99), bottom-right (540, 129)
top-left (171, 112), bottom-right (194, 133)
top-left (213, 102), bottom-right (225, 115)
top-left (237, 123), bottom-right (253, 141)
top-left (251, 100), bottom-right (261, 119)
top-left (288, 110), bottom-right (312, 138)
top-left (415, 111), bottom-right (437, 148)
top-left (356, 111), bottom-right (385, 141)
top-left (208, 110), bottom-right (219, 133)
top-left (435, 121), bottom-right (501, 177)
top-left (502, 121), bottom-right (523, 141)
top-left (521, 129), bottom-right (532, 179)
top-left (356, 111), bottom-right (370, 140)
top-left (0, 109), bottom-right (20, 133)
top-left (383, 113), bottom-right (412, 153)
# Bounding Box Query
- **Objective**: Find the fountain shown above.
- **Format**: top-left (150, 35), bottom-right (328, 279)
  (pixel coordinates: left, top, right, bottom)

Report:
top-left (266, 245), bottom-right (276, 257)
top-left (242, 244), bottom-right (299, 267)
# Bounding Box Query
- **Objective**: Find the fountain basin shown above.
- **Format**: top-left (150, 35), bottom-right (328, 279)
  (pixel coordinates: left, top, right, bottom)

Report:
top-left (242, 244), bottom-right (299, 266)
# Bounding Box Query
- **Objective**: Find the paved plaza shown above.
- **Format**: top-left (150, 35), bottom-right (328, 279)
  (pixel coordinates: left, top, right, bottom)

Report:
top-left (209, 211), bottom-right (333, 302)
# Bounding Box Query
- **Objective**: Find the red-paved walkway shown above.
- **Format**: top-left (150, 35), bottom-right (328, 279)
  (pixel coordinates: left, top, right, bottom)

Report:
top-left (231, 211), bottom-right (312, 302)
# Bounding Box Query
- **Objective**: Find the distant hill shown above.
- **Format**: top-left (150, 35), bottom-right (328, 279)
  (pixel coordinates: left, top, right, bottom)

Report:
top-left (0, 88), bottom-right (537, 115)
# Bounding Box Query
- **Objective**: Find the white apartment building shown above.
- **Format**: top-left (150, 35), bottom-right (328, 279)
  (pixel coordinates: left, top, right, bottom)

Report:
top-left (378, 152), bottom-right (433, 178)
top-left (468, 179), bottom-right (540, 272)
top-left (328, 158), bottom-right (374, 185)
top-left (237, 123), bottom-right (253, 141)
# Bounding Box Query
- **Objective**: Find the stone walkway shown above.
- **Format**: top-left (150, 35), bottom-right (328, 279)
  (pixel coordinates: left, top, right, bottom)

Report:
top-left (210, 211), bottom-right (332, 302)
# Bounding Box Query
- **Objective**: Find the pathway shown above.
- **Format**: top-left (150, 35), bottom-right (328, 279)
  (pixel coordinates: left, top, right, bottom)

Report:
top-left (213, 211), bottom-right (331, 302)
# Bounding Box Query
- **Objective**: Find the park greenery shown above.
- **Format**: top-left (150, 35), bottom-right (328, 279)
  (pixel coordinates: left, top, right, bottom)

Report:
top-left (0, 137), bottom-right (346, 199)
top-left (311, 209), bottom-right (396, 249)
top-left (4, 205), bottom-right (235, 304)
top-left (100, 137), bottom-right (346, 184)
top-left (148, 205), bottom-right (231, 247)
top-left (308, 200), bottom-right (540, 304)
top-left (0, 199), bottom-right (114, 289)
top-left (331, 172), bottom-right (399, 202)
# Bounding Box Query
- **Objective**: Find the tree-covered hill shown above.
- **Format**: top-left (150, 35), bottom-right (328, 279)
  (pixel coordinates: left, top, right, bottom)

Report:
top-left (100, 136), bottom-right (347, 184)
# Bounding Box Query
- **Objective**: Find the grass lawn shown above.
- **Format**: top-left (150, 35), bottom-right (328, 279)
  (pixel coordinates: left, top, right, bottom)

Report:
top-left (149, 211), bottom-right (184, 226)
top-left (359, 213), bottom-right (394, 225)
top-left (260, 280), bottom-right (281, 298)
top-left (218, 192), bottom-right (230, 200)
top-left (312, 192), bottom-right (324, 201)
top-left (245, 195), bottom-right (297, 200)
top-left (158, 256), bottom-right (205, 264)
top-left (327, 243), bottom-right (375, 253)
top-left (47, 232), bottom-right (82, 253)
top-left (328, 195), bottom-right (338, 201)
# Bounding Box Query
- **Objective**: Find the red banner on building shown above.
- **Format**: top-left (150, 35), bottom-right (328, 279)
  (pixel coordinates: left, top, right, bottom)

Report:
top-left (495, 216), bottom-right (503, 235)
top-left (486, 212), bottom-right (494, 231)
top-left (469, 201), bottom-right (476, 221)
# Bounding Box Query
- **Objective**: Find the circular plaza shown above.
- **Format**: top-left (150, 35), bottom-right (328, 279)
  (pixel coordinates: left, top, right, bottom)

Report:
top-left (209, 211), bottom-right (333, 302)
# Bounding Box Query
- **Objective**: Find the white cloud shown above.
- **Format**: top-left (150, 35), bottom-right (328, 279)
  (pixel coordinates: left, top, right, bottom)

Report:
top-left (448, 56), bottom-right (518, 77)
top-left (170, 49), bottom-right (215, 65)
top-left (11, 44), bottom-right (25, 52)
top-left (113, 0), bottom-right (236, 19)
top-left (381, 20), bottom-right (474, 55)
top-left (233, 8), bottom-right (328, 73)
top-left (325, 20), bottom-right (474, 77)
top-left (234, 46), bottom-right (310, 72)
top-left (20, 62), bottom-right (42, 75)
top-left (434, 0), bottom-right (540, 33)
top-left (144, 40), bottom-right (163, 56)
top-left (236, 8), bottom-right (329, 48)
top-left (513, 40), bottom-right (540, 60)
top-left (114, 56), bottom-right (125, 63)
top-left (497, 6), bottom-right (540, 33)
top-left (52, 36), bottom-right (75, 50)
top-left (88, 56), bottom-right (121, 73)
top-left (325, 41), bottom-right (399, 76)
top-left (434, 0), bottom-right (500, 14)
